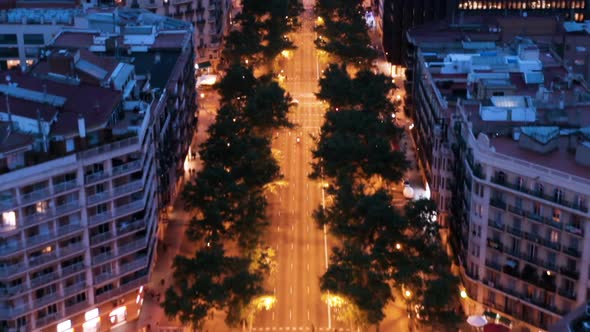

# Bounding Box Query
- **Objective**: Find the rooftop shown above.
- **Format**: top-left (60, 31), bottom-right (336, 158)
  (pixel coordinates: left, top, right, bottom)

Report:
top-left (415, 31), bottom-right (590, 177)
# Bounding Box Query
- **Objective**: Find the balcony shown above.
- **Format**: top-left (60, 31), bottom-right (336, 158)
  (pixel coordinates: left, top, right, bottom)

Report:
top-left (487, 238), bottom-right (503, 252)
top-left (0, 198), bottom-right (16, 212)
top-left (564, 224), bottom-right (584, 237)
top-left (90, 232), bottom-right (113, 246)
top-left (119, 256), bottom-right (148, 275)
top-left (0, 284), bottom-right (24, 298)
top-left (0, 263), bottom-right (25, 278)
top-left (34, 292), bottom-right (60, 309)
top-left (26, 232), bottom-right (53, 246)
top-left (64, 281), bottom-right (86, 296)
top-left (118, 238), bottom-right (147, 256)
top-left (35, 312), bottom-right (61, 329)
top-left (94, 272), bottom-right (114, 285)
top-left (558, 288), bottom-right (576, 301)
top-left (560, 266), bottom-right (579, 280)
top-left (57, 224), bottom-right (83, 237)
top-left (0, 304), bottom-right (30, 319)
top-left (488, 219), bottom-right (505, 231)
top-left (522, 232), bottom-right (561, 251)
top-left (29, 252), bottom-right (58, 267)
top-left (112, 160), bottom-right (142, 177)
top-left (485, 259), bottom-right (502, 271)
top-left (30, 271), bottom-right (59, 288)
top-left (117, 219), bottom-right (146, 235)
top-left (94, 275), bottom-right (148, 304)
top-left (65, 301), bottom-right (88, 316)
top-left (490, 176), bottom-right (589, 213)
top-left (507, 204), bottom-right (526, 216)
top-left (87, 191), bottom-right (111, 205)
top-left (114, 199), bottom-right (145, 217)
top-left (53, 180), bottom-right (78, 194)
top-left (89, 212), bottom-right (112, 226)
top-left (490, 198), bottom-right (506, 210)
top-left (92, 252), bottom-right (114, 265)
top-left (23, 211), bottom-right (53, 226)
top-left (563, 246), bottom-right (581, 258)
top-left (506, 226), bottom-right (523, 237)
top-left (84, 171), bottom-right (107, 185)
top-left (0, 243), bottom-right (23, 256)
top-left (77, 136), bottom-right (139, 160)
top-left (21, 188), bottom-right (50, 205)
top-left (55, 201), bottom-right (80, 216)
top-left (61, 262), bottom-right (85, 277)
top-left (113, 180), bottom-right (143, 197)
top-left (60, 242), bottom-right (85, 257)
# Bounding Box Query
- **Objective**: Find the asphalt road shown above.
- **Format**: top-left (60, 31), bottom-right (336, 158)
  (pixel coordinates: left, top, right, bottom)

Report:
top-left (251, 3), bottom-right (349, 332)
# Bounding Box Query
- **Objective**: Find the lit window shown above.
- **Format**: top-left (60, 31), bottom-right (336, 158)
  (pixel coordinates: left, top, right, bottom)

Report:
top-left (1, 211), bottom-right (16, 228)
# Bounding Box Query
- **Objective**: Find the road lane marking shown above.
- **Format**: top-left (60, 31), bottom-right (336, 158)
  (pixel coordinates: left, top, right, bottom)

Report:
top-left (272, 312), bottom-right (275, 321)
top-left (277, 226), bottom-right (280, 232)
top-left (291, 242), bottom-right (294, 250)
top-left (307, 263), bottom-right (309, 272)
top-left (290, 286), bottom-right (293, 295)
top-left (290, 263), bottom-right (293, 270)
top-left (306, 243), bottom-right (309, 250)
top-left (291, 224), bottom-right (294, 231)
top-left (289, 309), bottom-right (292, 321)
top-left (307, 310), bottom-right (310, 321)
top-left (307, 286), bottom-right (310, 294)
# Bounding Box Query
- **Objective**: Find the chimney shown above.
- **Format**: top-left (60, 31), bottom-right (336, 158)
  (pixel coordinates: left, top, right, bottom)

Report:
top-left (78, 114), bottom-right (86, 138)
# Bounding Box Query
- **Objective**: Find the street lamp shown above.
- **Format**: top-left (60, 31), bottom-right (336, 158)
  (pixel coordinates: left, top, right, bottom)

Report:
top-left (460, 289), bottom-right (468, 299)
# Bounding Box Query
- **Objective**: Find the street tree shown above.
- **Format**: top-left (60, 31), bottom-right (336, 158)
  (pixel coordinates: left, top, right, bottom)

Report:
top-left (310, 109), bottom-right (408, 183)
top-left (222, 255), bottom-right (266, 327)
top-left (244, 74), bottom-right (295, 134)
top-left (215, 65), bottom-right (257, 105)
top-left (316, 64), bottom-right (395, 117)
top-left (161, 245), bottom-right (231, 329)
top-left (320, 243), bottom-right (392, 327)
top-left (222, 14), bottom-right (264, 65)
top-left (314, 0), bottom-right (376, 67)
top-left (314, 182), bottom-right (404, 249)
top-left (162, 244), bottom-right (268, 329)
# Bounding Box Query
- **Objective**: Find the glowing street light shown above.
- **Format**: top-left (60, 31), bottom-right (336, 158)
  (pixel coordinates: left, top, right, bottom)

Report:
top-left (404, 289), bottom-right (412, 299)
top-left (460, 289), bottom-right (468, 299)
top-left (253, 295), bottom-right (277, 311)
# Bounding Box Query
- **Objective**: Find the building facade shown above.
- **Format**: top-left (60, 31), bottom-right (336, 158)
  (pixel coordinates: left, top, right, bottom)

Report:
top-left (0, 8), bottom-right (195, 332)
top-left (407, 24), bottom-right (590, 331)
top-left (133, 0), bottom-right (231, 72)
top-left (382, 0), bottom-right (589, 65)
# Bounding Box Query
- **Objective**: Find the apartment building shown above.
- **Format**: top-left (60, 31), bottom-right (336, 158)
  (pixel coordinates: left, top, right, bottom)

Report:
top-left (133, 0), bottom-right (231, 72)
top-left (406, 24), bottom-right (590, 331)
top-left (0, 8), bottom-right (195, 332)
top-left (382, 0), bottom-right (588, 66)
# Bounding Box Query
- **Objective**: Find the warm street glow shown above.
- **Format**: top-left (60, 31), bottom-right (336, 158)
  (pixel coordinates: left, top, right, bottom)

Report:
top-left (395, 243), bottom-right (402, 250)
top-left (252, 295), bottom-right (277, 311)
top-left (460, 290), bottom-right (467, 299)
top-left (404, 290), bottom-right (412, 299)
top-left (323, 293), bottom-right (347, 308)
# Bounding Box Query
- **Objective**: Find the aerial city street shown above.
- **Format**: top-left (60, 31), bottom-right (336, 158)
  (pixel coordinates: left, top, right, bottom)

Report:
top-left (1, 0), bottom-right (590, 332)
